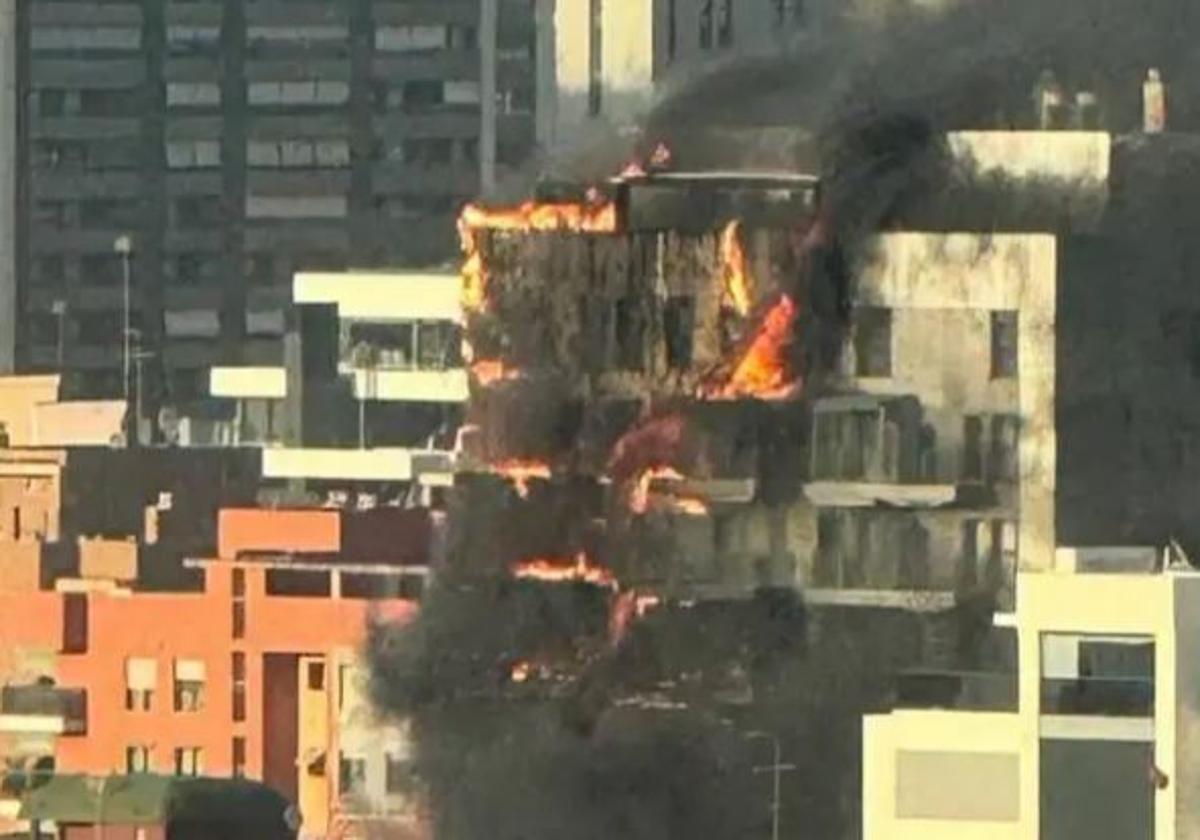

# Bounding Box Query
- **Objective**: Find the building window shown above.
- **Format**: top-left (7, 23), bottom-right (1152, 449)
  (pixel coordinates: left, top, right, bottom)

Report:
top-left (990, 311), bottom-right (1018, 379)
top-left (62, 593), bottom-right (88, 653)
top-left (232, 568), bottom-right (246, 639)
top-left (125, 657), bottom-right (156, 711)
top-left (385, 753), bottom-right (414, 795)
top-left (38, 88), bottom-right (66, 117)
top-left (231, 651), bottom-right (247, 723)
top-left (307, 661), bottom-right (326, 691)
top-left (174, 747), bottom-right (203, 777)
top-left (232, 736), bottom-right (246, 779)
top-left (126, 745), bottom-right (151, 774)
top-left (588, 0), bottom-right (603, 116)
top-left (854, 308), bottom-right (892, 377)
top-left (173, 659), bottom-right (205, 712)
top-left (717, 0), bottom-right (733, 47)
top-left (962, 415), bottom-right (983, 481)
top-left (80, 254), bottom-right (124, 287)
top-left (989, 414), bottom-right (1020, 482)
top-left (80, 89), bottom-right (140, 118)
top-left (774, 0), bottom-right (805, 26)
top-left (663, 296), bottom-right (695, 370)
top-left (339, 755), bottom-right (368, 797)
top-left (699, 0), bottom-right (714, 48)
top-left (615, 297), bottom-right (644, 371)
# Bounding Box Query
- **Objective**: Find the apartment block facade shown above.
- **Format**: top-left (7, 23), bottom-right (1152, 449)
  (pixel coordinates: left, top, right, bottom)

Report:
top-left (0, 505), bottom-right (429, 838)
top-left (17, 0), bottom-right (537, 415)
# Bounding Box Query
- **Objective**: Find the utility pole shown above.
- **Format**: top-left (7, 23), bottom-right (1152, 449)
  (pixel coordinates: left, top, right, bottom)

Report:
top-left (746, 731), bottom-right (797, 840)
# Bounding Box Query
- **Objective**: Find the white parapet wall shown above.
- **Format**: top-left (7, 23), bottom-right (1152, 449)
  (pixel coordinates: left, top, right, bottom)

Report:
top-left (294, 271), bottom-right (461, 322)
top-left (209, 366), bottom-right (288, 400)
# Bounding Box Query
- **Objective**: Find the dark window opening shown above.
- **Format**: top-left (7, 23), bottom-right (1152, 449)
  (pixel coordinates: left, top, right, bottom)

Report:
top-left (814, 511), bottom-right (842, 587)
top-left (959, 519), bottom-right (980, 590)
top-left (232, 568), bottom-right (246, 598)
top-left (80, 254), bottom-right (124, 287)
top-left (174, 196), bottom-right (223, 228)
top-left (385, 754), bottom-right (415, 795)
top-left (80, 199), bottom-right (139, 230)
top-left (62, 593), bottom-right (87, 653)
top-left (80, 88), bottom-right (140, 118)
top-left (307, 661), bottom-right (326, 692)
top-left (232, 737), bottom-right (246, 778)
top-left (990, 414), bottom-right (1020, 482)
top-left (265, 569), bottom-right (331, 598)
top-left (402, 80), bottom-right (444, 110)
top-left (699, 0), bottom-right (714, 48)
top-left (663, 296), bottom-right (695, 370)
top-left (963, 416), bottom-right (983, 481)
top-left (614, 297), bottom-right (645, 371)
top-left (38, 88), bottom-right (65, 117)
top-left (855, 308), bottom-right (892, 377)
top-left (232, 601), bottom-right (246, 639)
top-left (36, 256), bottom-right (65, 284)
top-left (991, 311), bottom-right (1018, 379)
top-left (339, 756), bottom-right (367, 796)
top-left (717, 0), bottom-right (733, 47)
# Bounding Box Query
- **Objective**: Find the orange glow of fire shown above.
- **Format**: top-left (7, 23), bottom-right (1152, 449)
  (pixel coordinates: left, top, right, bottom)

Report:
top-left (512, 552), bottom-right (618, 589)
top-left (609, 590), bottom-right (663, 647)
top-left (510, 661), bottom-right (532, 683)
top-left (490, 459), bottom-right (552, 498)
top-left (664, 496), bottom-right (709, 516)
top-left (702, 294), bottom-right (800, 400)
top-left (470, 358), bottom-right (522, 386)
top-left (629, 466), bottom-right (686, 515)
top-left (720, 221), bottom-right (752, 316)
top-left (458, 200), bottom-right (618, 314)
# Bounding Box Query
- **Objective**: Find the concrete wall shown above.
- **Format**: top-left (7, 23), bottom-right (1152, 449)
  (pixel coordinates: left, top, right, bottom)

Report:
top-left (1173, 576), bottom-right (1200, 835)
top-left (856, 233), bottom-right (1057, 578)
top-left (0, 376), bottom-right (60, 446)
top-left (863, 710), bottom-right (1026, 839)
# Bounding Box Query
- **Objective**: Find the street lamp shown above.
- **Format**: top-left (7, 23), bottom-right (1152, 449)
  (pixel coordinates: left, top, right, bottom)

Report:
top-left (50, 298), bottom-right (66, 369)
top-left (113, 234), bottom-right (133, 409)
top-left (745, 730), bottom-right (796, 840)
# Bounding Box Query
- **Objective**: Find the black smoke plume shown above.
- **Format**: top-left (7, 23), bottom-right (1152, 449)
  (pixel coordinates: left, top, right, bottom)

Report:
top-left (369, 2), bottom-right (1200, 838)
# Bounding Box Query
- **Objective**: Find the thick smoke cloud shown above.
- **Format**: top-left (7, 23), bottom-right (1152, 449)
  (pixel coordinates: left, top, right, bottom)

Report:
top-left (369, 2), bottom-right (1200, 838)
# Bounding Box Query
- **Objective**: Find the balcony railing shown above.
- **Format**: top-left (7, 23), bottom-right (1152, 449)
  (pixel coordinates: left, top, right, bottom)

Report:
top-left (0, 686), bottom-right (87, 734)
top-left (1040, 677), bottom-right (1154, 717)
top-left (894, 670), bottom-right (1018, 713)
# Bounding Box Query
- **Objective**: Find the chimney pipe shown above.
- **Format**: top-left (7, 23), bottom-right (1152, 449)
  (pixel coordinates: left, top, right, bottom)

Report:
top-left (1144, 68), bottom-right (1166, 133)
top-left (1034, 69), bottom-right (1064, 130)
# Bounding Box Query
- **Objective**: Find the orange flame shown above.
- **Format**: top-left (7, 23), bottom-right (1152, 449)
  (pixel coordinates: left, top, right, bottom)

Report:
top-left (664, 496), bottom-right (709, 516)
top-left (629, 466), bottom-right (686, 514)
top-left (490, 459), bottom-right (552, 498)
top-left (458, 200), bottom-right (618, 315)
top-left (720, 221), bottom-right (752, 316)
top-left (471, 358), bottom-right (523, 386)
top-left (510, 660), bottom-right (532, 683)
top-left (702, 294), bottom-right (800, 400)
top-left (609, 590), bottom-right (663, 647)
top-left (512, 552), bottom-right (618, 589)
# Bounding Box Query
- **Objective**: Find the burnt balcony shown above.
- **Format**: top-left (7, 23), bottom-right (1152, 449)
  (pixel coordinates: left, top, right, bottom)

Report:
top-left (805, 394), bottom-right (978, 509)
top-left (0, 685), bottom-right (87, 735)
top-left (894, 670), bottom-right (1018, 713)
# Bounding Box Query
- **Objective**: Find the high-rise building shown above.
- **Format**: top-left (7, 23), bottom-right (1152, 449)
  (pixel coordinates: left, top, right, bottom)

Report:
top-left (14, 0), bottom-right (538, 417)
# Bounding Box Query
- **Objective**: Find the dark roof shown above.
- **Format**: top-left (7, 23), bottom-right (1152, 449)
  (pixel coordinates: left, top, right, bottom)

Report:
top-left (20, 775), bottom-right (293, 828)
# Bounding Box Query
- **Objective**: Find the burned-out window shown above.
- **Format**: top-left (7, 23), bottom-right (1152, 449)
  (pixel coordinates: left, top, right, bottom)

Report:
top-left (588, 0), bottom-right (603, 116)
top-left (959, 519), bottom-right (980, 590)
top-left (990, 414), bottom-right (1020, 482)
top-left (814, 511), bottom-right (842, 586)
top-left (991, 311), bottom-right (1018, 379)
top-left (699, 0), bottom-right (714, 48)
top-left (663, 296), bottom-right (695, 370)
top-left (854, 308), bottom-right (892, 377)
top-left (816, 511), bottom-right (867, 587)
top-left (962, 416), bottom-right (983, 481)
top-left (717, 0), bottom-right (733, 47)
top-left (386, 753), bottom-right (416, 794)
top-left (340, 755), bottom-right (368, 796)
top-left (615, 297), bottom-right (644, 371)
